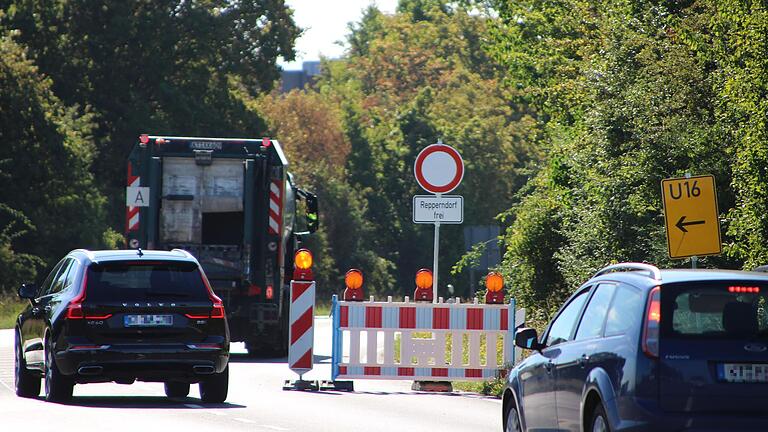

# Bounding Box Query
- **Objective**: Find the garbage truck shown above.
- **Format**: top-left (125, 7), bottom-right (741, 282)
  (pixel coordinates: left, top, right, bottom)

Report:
top-left (125, 135), bottom-right (318, 355)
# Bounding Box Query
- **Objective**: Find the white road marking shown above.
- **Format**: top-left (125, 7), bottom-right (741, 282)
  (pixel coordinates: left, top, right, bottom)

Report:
top-left (0, 332), bottom-right (16, 393)
top-left (0, 376), bottom-right (13, 392)
top-left (234, 417), bottom-right (256, 424)
top-left (258, 425), bottom-right (290, 431)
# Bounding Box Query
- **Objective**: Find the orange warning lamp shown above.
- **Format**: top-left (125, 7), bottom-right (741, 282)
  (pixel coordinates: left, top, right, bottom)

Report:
top-left (345, 269), bottom-right (363, 290)
top-left (485, 272), bottom-right (505, 304)
top-left (295, 249), bottom-right (313, 269)
top-left (293, 249), bottom-right (314, 281)
top-left (343, 269), bottom-right (364, 301)
top-left (486, 273), bottom-right (504, 292)
top-left (415, 269), bottom-right (433, 289)
top-left (414, 269), bottom-right (434, 302)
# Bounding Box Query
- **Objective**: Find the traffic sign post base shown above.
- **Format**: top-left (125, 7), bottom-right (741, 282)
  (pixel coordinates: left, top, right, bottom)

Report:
top-left (318, 380), bottom-right (355, 392)
top-left (411, 381), bottom-right (453, 392)
top-left (282, 378), bottom-right (320, 392)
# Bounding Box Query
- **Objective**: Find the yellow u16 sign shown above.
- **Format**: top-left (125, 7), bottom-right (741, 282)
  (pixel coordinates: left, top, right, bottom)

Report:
top-left (661, 175), bottom-right (722, 259)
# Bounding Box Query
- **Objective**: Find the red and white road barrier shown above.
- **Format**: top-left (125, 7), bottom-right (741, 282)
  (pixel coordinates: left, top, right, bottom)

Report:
top-left (331, 296), bottom-right (525, 381)
top-left (288, 279), bottom-right (315, 375)
top-left (288, 250), bottom-right (316, 377)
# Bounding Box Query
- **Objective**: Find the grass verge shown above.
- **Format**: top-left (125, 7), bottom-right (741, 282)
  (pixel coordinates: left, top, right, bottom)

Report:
top-left (315, 300), bottom-right (331, 316)
top-left (453, 377), bottom-right (506, 396)
top-left (0, 295), bottom-right (26, 329)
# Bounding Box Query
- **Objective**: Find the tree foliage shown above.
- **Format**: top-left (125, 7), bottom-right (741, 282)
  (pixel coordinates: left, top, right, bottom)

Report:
top-left (254, 89), bottom-right (396, 297)
top-left (314, 3), bottom-right (535, 295)
top-left (706, 1), bottom-right (768, 269)
top-left (0, 33), bottom-right (104, 290)
top-left (1, 0), bottom-right (300, 226)
top-left (0, 2), bottom-right (298, 290)
top-left (486, 0), bottom-right (759, 324)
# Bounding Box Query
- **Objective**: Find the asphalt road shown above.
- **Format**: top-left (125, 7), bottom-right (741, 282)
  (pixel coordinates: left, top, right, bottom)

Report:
top-left (0, 318), bottom-right (501, 431)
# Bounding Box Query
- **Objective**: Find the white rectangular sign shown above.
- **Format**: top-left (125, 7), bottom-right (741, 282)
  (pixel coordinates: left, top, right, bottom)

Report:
top-left (413, 195), bottom-right (463, 224)
top-left (126, 187), bottom-right (150, 207)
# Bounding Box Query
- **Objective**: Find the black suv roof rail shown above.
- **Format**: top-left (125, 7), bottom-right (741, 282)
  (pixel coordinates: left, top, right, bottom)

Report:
top-left (593, 262), bottom-right (661, 281)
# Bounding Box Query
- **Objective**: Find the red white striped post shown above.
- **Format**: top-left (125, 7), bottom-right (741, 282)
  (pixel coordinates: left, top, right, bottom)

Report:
top-left (288, 278), bottom-right (315, 375)
top-left (285, 249), bottom-right (318, 390)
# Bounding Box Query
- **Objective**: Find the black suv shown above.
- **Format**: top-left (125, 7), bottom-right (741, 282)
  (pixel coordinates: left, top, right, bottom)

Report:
top-left (504, 263), bottom-right (768, 432)
top-left (14, 249), bottom-right (230, 403)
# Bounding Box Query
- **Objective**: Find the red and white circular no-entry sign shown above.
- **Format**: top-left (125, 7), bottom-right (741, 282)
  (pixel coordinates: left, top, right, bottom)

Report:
top-left (414, 144), bottom-right (464, 194)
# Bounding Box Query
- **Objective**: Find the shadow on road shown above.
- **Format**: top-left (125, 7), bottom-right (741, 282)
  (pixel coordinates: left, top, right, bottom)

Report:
top-left (351, 390), bottom-right (500, 401)
top-left (283, 389), bottom-right (500, 400)
top-left (46, 395), bottom-right (247, 409)
top-left (228, 353), bottom-right (330, 364)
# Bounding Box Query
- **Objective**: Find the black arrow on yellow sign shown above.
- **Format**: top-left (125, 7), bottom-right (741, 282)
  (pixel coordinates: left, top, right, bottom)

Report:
top-left (676, 216), bottom-right (705, 233)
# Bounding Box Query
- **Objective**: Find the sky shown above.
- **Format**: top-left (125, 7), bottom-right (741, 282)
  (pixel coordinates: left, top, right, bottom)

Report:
top-left (279, 0), bottom-right (399, 70)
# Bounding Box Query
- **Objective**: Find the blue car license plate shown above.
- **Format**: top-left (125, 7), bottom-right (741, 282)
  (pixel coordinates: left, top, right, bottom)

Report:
top-left (124, 314), bottom-right (173, 327)
top-left (718, 363), bottom-right (768, 383)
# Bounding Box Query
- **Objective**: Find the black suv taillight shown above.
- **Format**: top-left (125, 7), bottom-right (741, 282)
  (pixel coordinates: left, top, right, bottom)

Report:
top-left (185, 273), bottom-right (225, 319)
top-left (65, 271), bottom-right (113, 320)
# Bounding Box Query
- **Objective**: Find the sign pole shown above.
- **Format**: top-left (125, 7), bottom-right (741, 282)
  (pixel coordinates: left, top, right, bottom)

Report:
top-left (433, 221), bottom-right (440, 303)
top-left (686, 172), bottom-right (694, 271)
top-left (432, 193), bottom-right (442, 302)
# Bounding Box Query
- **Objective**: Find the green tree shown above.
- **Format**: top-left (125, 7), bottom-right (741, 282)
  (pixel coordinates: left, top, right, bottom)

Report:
top-left (2, 0), bottom-right (300, 228)
top-left (487, 0), bottom-right (738, 324)
top-left (318, 3), bottom-right (536, 295)
top-left (0, 202), bottom-right (43, 294)
top-left (253, 89), bottom-right (397, 296)
top-left (705, 1), bottom-right (768, 269)
top-left (0, 33), bottom-right (108, 275)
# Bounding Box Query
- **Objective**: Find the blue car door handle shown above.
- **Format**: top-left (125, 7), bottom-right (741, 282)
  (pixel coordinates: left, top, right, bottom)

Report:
top-left (578, 355), bottom-right (589, 368)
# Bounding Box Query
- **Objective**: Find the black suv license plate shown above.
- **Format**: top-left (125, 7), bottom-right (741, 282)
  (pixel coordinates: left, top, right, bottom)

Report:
top-left (124, 314), bottom-right (173, 327)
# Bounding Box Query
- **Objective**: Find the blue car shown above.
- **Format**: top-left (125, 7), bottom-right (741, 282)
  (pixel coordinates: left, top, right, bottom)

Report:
top-left (503, 263), bottom-right (768, 431)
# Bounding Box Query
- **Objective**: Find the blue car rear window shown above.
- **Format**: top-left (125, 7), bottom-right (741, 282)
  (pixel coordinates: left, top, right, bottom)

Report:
top-left (663, 282), bottom-right (768, 339)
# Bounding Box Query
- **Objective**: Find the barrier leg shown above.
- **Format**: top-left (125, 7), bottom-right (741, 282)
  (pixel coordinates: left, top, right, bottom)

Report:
top-left (319, 295), bottom-right (354, 392)
top-left (332, 294), bottom-right (340, 380)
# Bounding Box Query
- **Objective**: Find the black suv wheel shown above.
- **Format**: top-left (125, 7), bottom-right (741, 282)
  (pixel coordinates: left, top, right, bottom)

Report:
top-left (199, 364), bottom-right (228, 403)
top-left (14, 329), bottom-right (40, 398)
top-left (44, 337), bottom-right (73, 402)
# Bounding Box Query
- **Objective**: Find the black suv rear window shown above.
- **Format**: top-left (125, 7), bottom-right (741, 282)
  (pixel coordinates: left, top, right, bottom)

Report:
top-left (86, 261), bottom-right (208, 301)
top-left (662, 282), bottom-right (768, 339)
